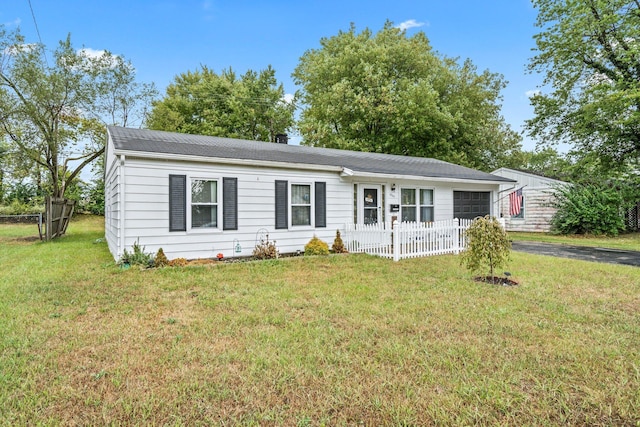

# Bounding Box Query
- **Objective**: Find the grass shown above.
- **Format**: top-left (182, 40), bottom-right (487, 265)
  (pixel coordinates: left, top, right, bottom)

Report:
top-left (1, 215), bottom-right (639, 425)
top-left (509, 230), bottom-right (640, 251)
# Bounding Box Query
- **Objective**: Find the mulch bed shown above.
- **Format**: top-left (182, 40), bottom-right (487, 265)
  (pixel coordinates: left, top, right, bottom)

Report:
top-left (474, 276), bottom-right (519, 286)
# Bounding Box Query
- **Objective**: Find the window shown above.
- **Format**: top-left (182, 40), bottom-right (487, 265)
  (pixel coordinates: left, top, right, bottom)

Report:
top-left (191, 179), bottom-right (218, 228)
top-left (275, 181), bottom-right (326, 229)
top-left (401, 188), bottom-right (434, 222)
top-left (420, 189), bottom-right (434, 222)
top-left (291, 184), bottom-right (311, 226)
top-left (401, 188), bottom-right (417, 222)
top-left (511, 196), bottom-right (525, 219)
top-left (170, 175), bottom-right (237, 232)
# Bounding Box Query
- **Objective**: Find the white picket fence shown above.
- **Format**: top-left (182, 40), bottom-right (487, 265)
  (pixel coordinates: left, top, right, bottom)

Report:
top-left (344, 218), bottom-right (473, 261)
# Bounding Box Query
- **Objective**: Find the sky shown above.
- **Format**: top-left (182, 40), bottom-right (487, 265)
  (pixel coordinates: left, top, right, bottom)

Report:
top-left (2, 0), bottom-right (543, 150)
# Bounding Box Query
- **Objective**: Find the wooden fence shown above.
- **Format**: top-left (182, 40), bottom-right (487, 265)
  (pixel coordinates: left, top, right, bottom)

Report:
top-left (44, 197), bottom-right (75, 241)
top-left (344, 218), bottom-right (473, 261)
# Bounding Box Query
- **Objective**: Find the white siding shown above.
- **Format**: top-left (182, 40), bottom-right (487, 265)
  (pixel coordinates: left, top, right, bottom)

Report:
top-left (379, 178), bottom-right (499, 222)
top-left (492, 168), bottom-right (568, 232)
top-left (104, 154), bottom-right (504, 261)
top-left (104, 135), bottom-right (121, 258)
top-left (116, 158), bottom-right (353, 260)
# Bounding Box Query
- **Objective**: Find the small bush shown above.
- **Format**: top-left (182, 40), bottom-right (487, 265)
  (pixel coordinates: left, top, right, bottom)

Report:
top-left (154, 248), bottom-right (169, 267)
top-left (118, 239), bottom-right (154, 267)
top-left (253, 234), bottom-right (279, 260)
top-left (168, 258), bottom-right (188, 267)
top-left (460, 215), bottom-right (511, 278)
top-left (331, 229), bottom-right (347, 254)
top-left (305, 235), bottom-right (329, 256)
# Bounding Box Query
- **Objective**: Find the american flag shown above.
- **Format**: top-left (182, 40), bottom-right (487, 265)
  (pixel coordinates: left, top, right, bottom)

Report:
top-left (509, 188), bottom-right (523, 216)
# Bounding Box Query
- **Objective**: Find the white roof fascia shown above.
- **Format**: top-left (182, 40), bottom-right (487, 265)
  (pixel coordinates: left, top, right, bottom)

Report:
top-left (342, 170), bottom-right (513, 185)
top-left (114, 149), bottom-right (344, 174)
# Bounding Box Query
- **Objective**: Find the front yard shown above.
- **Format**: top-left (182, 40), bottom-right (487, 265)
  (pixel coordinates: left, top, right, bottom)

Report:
top-left (1, 216), bottom-right (639, 425)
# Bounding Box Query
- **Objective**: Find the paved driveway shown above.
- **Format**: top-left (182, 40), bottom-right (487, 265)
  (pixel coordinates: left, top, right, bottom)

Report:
top-left (511, 241), bottom-right (640, 267)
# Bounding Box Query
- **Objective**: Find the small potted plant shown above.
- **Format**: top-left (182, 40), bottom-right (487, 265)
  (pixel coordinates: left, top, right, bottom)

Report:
top-left (216, 252), bottom-right (224, 261)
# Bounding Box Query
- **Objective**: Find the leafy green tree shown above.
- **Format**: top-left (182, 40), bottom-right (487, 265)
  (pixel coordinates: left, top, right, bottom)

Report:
top-left (517, 147), bottom-right (574, 181)
top-left (292, 22), bottom-right (522, 171)
top-left (0, 26), bottom-right (156, 200)
top-left (550, 182), bottom-right (633, 235)
top-left (527, 0), bottom-right (640, 170)
top-left (147, 66), bottom-right (295, 142)
top-left (460, 215), bottom-right (511, 279)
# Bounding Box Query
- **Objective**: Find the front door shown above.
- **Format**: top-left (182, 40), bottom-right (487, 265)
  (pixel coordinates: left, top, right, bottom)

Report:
top-left (362, 186), bottom-right (381, 225)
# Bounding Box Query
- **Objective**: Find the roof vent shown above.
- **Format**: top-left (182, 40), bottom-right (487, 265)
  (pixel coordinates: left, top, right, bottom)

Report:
top-left (275, 133), bottom-right (288, 144)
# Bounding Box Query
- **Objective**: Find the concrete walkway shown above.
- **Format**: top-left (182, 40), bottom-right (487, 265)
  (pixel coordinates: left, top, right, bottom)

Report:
top-left (511, 241), bottom-right (640, 267)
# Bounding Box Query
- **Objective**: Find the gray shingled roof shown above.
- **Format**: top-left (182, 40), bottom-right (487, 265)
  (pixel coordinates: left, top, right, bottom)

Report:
top-left (108, 126), bottom-right (514, 183)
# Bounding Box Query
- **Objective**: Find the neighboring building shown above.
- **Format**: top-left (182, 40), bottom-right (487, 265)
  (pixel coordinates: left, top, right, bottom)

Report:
top-left (492, 167), bottom-right (568, 232)
top-left (104, 126), bottom-right (515, 260)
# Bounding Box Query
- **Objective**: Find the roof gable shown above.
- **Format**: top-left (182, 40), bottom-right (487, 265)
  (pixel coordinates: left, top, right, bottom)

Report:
top-left (491, 167), bottom-right (568, 186)
top-left (108, 126), bottom-right (515, 183)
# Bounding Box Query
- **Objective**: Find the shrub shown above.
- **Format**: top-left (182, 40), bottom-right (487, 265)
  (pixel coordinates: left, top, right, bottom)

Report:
top-left (460, 215), bottom-right (511, 278)
top-left (331, 229), bottom-right (347, 254)
top-left (0, 200), bottom-right (45, 215)
top-left (550, 183), bottom-right (627, 236)
top-left (118, 239), bottom-right (154, 267)
top-left (154, 248), bottom-right (169, 267)
top-left (168, 258), bottom-right (188, 267)
top-left (305, 235), bottom-right (329, 256)
top-left (253, 234), bottom-right (279, 259)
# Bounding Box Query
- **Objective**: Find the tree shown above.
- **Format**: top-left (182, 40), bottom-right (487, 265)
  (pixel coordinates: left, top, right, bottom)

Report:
top-left (518, 147), bottom-right (574, 180)
top-left (292, 22), bottom-right (522, 171)
top-left (147, 66), bottom-right (295, 142)
top-left (0, 26), bottom-right (157, 200)
top-left (527, 0), bottom-right (640, 170)
top-left (460, 215), bottom-right (511, 280)
top-left (550, 182), bottom-right (631, 235)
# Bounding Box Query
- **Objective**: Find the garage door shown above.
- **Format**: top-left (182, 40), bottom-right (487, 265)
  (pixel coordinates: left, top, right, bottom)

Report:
top-left (453, 191), bottom-right (491, 220)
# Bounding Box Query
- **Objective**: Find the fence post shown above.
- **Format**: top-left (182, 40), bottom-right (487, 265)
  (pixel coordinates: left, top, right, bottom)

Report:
top-left (392, 220), bottom-right (400, 261)
top-left (453, 218), bottom-right (460, 254)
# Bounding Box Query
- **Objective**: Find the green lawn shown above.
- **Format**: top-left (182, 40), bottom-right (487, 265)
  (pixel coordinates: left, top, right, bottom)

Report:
top-left (509, 230), bottom-right (640, 251)
top-left (1, 216), bottom-right (639, 425)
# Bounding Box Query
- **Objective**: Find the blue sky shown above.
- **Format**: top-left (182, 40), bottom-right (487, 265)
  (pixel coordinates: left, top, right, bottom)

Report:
top-left (2, 0), bottom-right (542, 150)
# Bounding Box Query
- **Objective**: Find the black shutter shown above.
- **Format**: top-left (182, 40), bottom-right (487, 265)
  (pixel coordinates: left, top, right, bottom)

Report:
top-left (275, 180), bottom-right (288, 229)
top-left (315, 181), bottom-right (326, 228)
top-left (169, 174), bottom-right (186, 231)
top-left (223, 177), bottom-right (238, 230)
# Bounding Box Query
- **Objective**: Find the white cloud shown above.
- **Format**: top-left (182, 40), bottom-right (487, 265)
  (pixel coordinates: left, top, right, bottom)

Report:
top-left (525, 89), bottom-right (541, 98)
top-left (396, 19), bottom-right (427, 31)
top-left (78, 48), bottom-right (108, 59)
top-left (3, 42), bottom-right (37, 56)
top-left (282, 93), bottom-right (295, 104)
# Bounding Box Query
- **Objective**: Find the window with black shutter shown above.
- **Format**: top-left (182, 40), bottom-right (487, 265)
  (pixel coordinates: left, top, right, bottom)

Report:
top-left (315, 182), bottom-right (326, 228)
top-left (169, 174), bottom-right (186, 231)
top-left (275, 180), bottom-right (288, 229)
top-left (223, 177), bottom-right (238, 230)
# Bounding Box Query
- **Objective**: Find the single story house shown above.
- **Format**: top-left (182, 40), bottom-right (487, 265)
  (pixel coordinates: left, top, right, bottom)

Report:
top-left (105, 126), bottom-right (515, 260)
top-left (492, 167), bottom-right (568, 232)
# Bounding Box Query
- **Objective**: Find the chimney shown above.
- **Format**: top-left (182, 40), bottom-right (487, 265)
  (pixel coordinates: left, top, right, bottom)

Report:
top-left (275, 133), bottom-right (288, 144)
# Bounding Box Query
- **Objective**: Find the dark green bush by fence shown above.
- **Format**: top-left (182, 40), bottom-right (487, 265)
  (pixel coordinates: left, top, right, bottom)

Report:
top-left (550, 183), bottom-right (629, 236)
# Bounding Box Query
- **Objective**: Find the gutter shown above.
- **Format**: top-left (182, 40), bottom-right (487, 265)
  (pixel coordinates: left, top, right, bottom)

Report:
top-left (112, 149), bottom-right (345, 174)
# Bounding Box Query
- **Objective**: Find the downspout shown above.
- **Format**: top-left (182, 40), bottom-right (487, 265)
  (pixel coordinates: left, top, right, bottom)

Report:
top-left (119, 155), bottom-right (126, 257)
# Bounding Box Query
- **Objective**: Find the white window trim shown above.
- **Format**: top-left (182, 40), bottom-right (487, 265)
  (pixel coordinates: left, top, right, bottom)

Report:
top-left (188, 175), bottom-right (222, 232)
top-left (400, 187), bottom-right (435, 222)
top-left (419, 188), bottom-right (435, 222)
top-left (290, 181), bottom-right (314, 228)
top-left (400, 187), bottom-right (418, 222)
